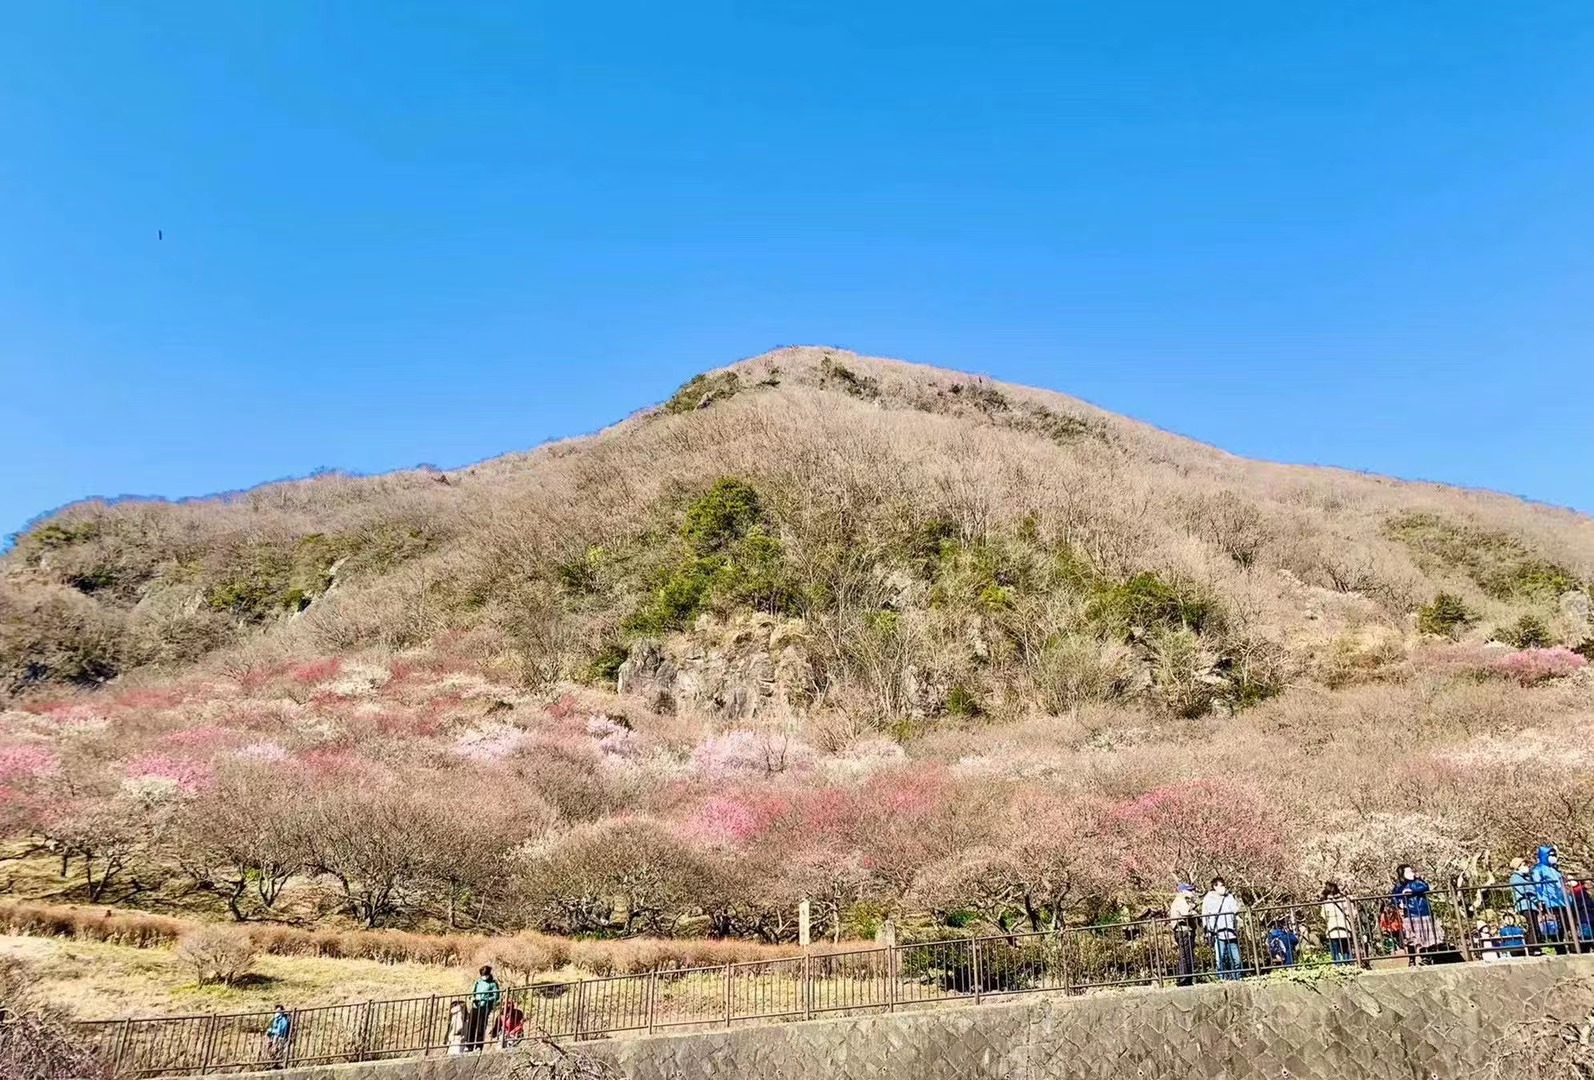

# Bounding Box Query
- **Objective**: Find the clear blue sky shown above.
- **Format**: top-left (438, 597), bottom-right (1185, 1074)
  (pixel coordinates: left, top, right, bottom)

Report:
top-left (3, 1), bottom-right (1592, 541)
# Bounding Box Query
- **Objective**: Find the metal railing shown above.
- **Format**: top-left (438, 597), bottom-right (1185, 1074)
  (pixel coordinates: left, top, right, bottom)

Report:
top-left (72, 879), bottom-right (1594, 1077)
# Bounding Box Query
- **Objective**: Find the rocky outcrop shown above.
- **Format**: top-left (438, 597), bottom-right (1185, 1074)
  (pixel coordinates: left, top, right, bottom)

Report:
top-left (616, 615), bottom-right (813, 721)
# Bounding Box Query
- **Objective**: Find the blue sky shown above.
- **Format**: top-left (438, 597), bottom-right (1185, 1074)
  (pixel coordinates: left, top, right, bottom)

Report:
top-left (2, 1), bottom-right (1591, 541)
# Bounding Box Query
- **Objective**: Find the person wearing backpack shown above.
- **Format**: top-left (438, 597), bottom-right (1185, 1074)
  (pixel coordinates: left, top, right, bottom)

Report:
top-left (468, 965), bottom-right (501, 1052)
top-left (1201, 877), bottom-right (1243, 981)
top-left (1265, 917), bottom-right (1299, 968)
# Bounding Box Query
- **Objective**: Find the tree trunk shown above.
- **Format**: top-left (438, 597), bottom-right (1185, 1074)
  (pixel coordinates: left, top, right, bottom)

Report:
top-left (227, 878), bottom-right (248, 921)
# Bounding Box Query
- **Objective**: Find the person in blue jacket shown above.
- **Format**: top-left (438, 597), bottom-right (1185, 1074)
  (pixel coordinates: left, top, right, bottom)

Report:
top-left (264, 1005), bottom-right (291, 1069)
top-left (1510, 856), bottom-right (1542, 950)
top-left (1531, 845), bottom-right (1569, 946)
top-left (1264, 918), bottom-right (1299, 968)
top-left (1392, 864), bottom-right (1441, 967)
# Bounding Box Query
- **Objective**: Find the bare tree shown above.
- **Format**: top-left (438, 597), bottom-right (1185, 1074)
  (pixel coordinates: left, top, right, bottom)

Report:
top-left (171, 766), bottom-right (307, 920)
top-left (305, 782), bottom-right (435, 928)
top-left (521, 817), bottom-right (707, 936)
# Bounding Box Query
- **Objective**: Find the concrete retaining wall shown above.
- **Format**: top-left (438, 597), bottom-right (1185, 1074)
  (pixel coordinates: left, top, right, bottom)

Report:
top-left (241, 956), bottom-right (1594, 1080)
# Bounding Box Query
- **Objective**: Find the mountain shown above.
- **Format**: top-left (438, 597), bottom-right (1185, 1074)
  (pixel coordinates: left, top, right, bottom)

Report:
top-left (1, 347), bottom-right (1591, 943)
top-left (4, 346), bottom-right (1590, 713)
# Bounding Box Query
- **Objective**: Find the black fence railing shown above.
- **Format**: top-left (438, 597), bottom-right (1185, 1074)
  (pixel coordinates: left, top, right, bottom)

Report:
top-left (71, 879), bottom-right (1593, 1077)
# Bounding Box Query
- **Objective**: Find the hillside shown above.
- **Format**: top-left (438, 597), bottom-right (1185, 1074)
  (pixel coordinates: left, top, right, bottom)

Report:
top-left (2, 347), bottom-right (1593, 961)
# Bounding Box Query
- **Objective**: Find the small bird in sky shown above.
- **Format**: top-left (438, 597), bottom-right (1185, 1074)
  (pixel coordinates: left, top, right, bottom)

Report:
top-left (157, 229), bottom-right (163, 240)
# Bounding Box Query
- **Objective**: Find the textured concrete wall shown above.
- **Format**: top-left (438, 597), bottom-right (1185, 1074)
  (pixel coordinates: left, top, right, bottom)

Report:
top-left (241, 956), bottom-right (1594, 1080)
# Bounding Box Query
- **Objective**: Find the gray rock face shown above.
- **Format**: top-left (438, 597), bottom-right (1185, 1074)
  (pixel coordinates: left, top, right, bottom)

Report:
top-left (615, 616), bottom-right (812, 721)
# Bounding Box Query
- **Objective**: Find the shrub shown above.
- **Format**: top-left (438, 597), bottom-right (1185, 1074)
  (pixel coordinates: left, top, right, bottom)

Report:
top-left (662, 371), bottom-right (740, 414)
top-left (177, 926), bottom-right (258, 987)
top-left (0, 584), bottom-right (128, 694)
top-left (682, 479), bottom-right (764, 555)
top-left (1489, 647), bottom-right (1588, 686)
top-left (1387, 513), bottom-right (1578, 601)
top-left (1014, 404), bottom-right (1106, 445)
top-left (948, 381), bottom-right (1010, 414)
top-left (0, 902), bottom-right (186, 947)
top-left (623, 561), bottom-right (713, 636)
top-left (1316, 626), bottom-right (1406, 687)
top-left (1417, 592), bottom-right (1475, 639)
top-left (555, 547), bottom-right (607, 595)
top-left (1147, 626), bottom-right (1221, 717)
top-left (1496, 613), bottom-right (1553, 649)
top-left (586, 641), bottom-right (629, 685)
top-left (943, 683), bottom-right (983, 717)
top-left (0, 957), bottom-right (113, 1080)
top-left (474, 933), bottom-right (570, 979)
top-left (1035, 636), bottom-right (1130, 710)
top-left (1090, 572), bottom-right (1215, 640)
top-left (819, 355), bottom-right (880, 399)
top-left (624, 480), bottom-right (793, 635)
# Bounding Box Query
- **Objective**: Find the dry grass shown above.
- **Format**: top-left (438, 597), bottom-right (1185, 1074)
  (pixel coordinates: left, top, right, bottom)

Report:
top-left (0, 899), bottom-right (804, 976)
top-left (0, 934), bottom-right (466, 1020)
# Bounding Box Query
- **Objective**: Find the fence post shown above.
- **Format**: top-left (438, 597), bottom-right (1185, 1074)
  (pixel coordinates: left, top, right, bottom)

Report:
top-left (882, 920), bottom-right (897, 1014)
top-left (113, 1017), bottom-right (133, 1076)
top-left (356, 1001), bottom-right (374, 1062)
top-left (198, 1014), bottom-right (219, 1075)
top-left (970, 938), bottom-right (983, 1004)
top-left (646, 971), bottom-right (658, 1035)
top-left (283, 1009), bottom-right (299, 1071)
top-left (888, 942), bottom-right (899, 1013)
top-left (423, 995), bottom-right (438, 1056)
top-left (801, 953), bottom-right (813, 1020)
top-left (1452, 884), bottom-right (1475, 962)
top-left (1348, 897), bottom-right (1365, 969)
top-left (573, 980), bottom-right (588, 1041)
top-left (723, 964), bottom-right (733, 1029)
top-left (1059, 927), bottom-right (1074, 995)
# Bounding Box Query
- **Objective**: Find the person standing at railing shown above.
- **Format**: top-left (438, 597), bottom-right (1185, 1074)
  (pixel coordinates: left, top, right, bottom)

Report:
top-left (1320, 883), bottom-right (1354, 965)
top-left (1510, 857), bottom-right (1541, 950)
top-left (1531, 845), bottom-right (1569, 950)
top-left (1568, 874), bottom-right (1594, 942)
top-left (264, 1004), bottom-right (291, 1069)
top-left (1498, 911), bottom-right (1528, 957)
top-left (447, 1001), bottom-right (468, 1056)
top-left (1473, 919), bottom-right (1501, 962)
top-left (493, 998), bottom-right (526, 1048)
top-left (468, 965), bottom-right (501, 1052)
top-left (1201, 877), bottom-right (1242, 980)
top-left (1264, 917), bottom-right (1298, 968)
top-left (1392, 864), bottom-right (1441, 967)
top-left (1168, 883), bottom-right (1199, 986)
